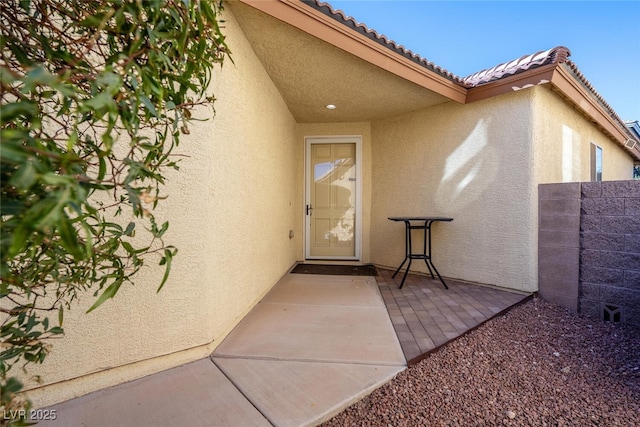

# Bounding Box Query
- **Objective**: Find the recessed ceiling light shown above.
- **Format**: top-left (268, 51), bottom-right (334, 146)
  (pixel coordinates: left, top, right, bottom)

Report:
top-left (325, 104), bottom-right (337, 110)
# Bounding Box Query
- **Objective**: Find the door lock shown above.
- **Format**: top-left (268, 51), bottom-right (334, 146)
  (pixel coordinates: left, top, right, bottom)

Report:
top-left (306, 204), bottom-right (313, 216)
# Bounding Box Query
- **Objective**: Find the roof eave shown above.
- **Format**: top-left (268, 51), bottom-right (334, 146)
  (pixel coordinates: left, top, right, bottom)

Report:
top-left (236, 0), bottom-right (467, 103)
top-left (550, 64), bottom-right (640, 161)
top-left (465, 63), bottom-right (557, 104)
top-left (234, 1), bottom-right (639, 162)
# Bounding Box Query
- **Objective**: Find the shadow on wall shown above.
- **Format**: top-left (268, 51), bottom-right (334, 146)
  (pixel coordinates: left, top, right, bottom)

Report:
top-left (434, 118), bottom-right (499, 212)
top-left (372, 100), bottom-right (535, 290)
top-left (433, 113), bottom-right (532, 277)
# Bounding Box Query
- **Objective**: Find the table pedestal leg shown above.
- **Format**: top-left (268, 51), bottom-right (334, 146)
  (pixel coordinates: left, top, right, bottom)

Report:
top-left (390, 219), bottom-right (449, 290)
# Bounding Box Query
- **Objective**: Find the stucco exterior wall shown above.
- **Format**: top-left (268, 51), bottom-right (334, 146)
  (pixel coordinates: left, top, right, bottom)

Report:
top-left (26, 8), bottom-right (298, 408)
top-left (370, 90), bottom-right (538, 292)
top-left (295, 122), bottom-right (372, 263)
top-left (532, 86), bottom-right (634, 184)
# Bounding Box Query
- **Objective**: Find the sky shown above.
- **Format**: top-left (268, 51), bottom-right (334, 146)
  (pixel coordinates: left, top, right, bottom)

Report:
top-left (328, 1), bottom-right (640, 122)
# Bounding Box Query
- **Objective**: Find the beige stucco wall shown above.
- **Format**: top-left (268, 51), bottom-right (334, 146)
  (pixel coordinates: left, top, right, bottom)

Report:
top-left (532, 86), bottom-right (634, 183)
top-left (25, 8), bottom-right (298, 408)
top-left (369, 85), bottom-right (636, 293)
top-left (295, 123), bottom-right (372, 263)
top-left (370, 90), bottom-right (538, 292)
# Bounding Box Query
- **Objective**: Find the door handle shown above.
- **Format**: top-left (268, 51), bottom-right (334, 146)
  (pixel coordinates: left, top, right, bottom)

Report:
top-left (306, 204), bottom-right (313, 216)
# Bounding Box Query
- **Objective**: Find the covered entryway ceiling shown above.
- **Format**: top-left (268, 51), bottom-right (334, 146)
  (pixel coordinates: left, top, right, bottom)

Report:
top-left (229, 1), bottom-right (453, 123)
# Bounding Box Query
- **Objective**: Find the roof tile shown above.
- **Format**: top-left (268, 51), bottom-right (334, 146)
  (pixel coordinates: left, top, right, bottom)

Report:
top-left (304, 0), bottom-right (465, 83)
top-left (302, 0), bottom-right (638, 146)
top-left (462, 46), bottom-right (571, 86)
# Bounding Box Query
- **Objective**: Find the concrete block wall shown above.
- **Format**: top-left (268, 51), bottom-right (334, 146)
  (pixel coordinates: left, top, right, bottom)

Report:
top-left (578, 181), bottom-right (640, 326)
top-left (538, 183), bottom-right (581, 311)
top-left (538, 181), bottom-right (640, 326)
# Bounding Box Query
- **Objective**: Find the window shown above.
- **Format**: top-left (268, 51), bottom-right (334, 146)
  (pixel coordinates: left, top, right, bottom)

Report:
top-left (590, 143), bottom-right (602, 181)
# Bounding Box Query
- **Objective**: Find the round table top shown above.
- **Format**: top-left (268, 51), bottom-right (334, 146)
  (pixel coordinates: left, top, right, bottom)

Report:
top-left (388, 216), bottom-right (453, 222)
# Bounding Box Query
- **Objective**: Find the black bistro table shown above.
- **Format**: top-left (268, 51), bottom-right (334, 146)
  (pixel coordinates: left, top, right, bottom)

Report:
top-left (388, 216), bottom-right (453, 289)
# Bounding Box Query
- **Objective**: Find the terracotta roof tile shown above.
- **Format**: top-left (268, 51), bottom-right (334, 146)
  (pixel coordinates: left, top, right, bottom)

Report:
top-left (303, 0), bottom-right (465, 84)
top-left (302, 0), bottom-right (637, 147)
top-left (462, 47), bottom-right (571, 86)
top-left (304, 1), bottom-right (576, 90)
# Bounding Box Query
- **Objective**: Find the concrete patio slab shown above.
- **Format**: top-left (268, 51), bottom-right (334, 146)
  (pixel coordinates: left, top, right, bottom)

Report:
top-left (36, 359), bottom-right (270, 427)
top-left (32, 270), bottom-right (530, 427)
top-left (213, 357), bottom-right (403, 427)
top-left (207, 273), bottom-right (405, 426)
top-left (262, 273), bottom-right (383, 307)
top-left (212, 301), bottom-right (405, 365)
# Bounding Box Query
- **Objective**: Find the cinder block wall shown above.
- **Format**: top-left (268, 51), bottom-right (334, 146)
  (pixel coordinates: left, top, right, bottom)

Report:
top-left (538, 183), bottom-right (581, 311)
top-left (579, 181), bottom-right (640, 326)
top-left (538, 181), bottom-right (640, 326)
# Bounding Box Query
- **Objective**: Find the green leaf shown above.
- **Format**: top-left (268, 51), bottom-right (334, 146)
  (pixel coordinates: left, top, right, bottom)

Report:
top-left (102, 133), bottom-right (114, 151)
top-left (0, 101), bottom-right (39, 124)
top-left (0, 198), bottom-right (25, 216)
top-left (9, 160), bottom-right (38, 191)
top-left (7, 223), bottom-right (30, 258)
top-left (0, 140), bottom-right (32, 164)
top-left (58, 214), bottom-right (84, 260)
top-left (83, 92), bottom-right (116, 113)
top-left (40, 173), bottom-right (74, 186)
top-left (21, 66), bottom-right (59, 92)
top-left (124, 222), bottom-right (136, 236)
top-left (158, 219), bottom-right (169, 237)
top-left (97, 155), bottom-right (107, 181)
top-left (121, 241), bottom-right (134, 254)
top-left (2, 377), bottom-right (23, 395)
top-left (140, 95), bottom-right (158, 117)
top-left (96, 71), bottom-right (122, 93)
top-left (86, 280), bottom-right (122, 313)
top-left (157, 248), bottom-right (174, 292)
top-left (32, 187), bottom-right (71, 229)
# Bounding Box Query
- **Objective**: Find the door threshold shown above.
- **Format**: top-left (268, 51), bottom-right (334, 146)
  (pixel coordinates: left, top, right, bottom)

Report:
top-left (301, 260), bottom-right (364, 265)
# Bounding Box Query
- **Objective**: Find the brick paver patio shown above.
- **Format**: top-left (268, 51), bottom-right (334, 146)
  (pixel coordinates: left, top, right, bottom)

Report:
top-left (376, 268), bottom-right (531, 364)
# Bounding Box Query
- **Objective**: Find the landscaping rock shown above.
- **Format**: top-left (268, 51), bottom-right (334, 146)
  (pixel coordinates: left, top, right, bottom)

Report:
top-left (322, 298), bottom-right (639, 426)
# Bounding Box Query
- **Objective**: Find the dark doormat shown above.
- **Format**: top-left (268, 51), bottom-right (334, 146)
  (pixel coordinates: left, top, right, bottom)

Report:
top-left (291, 263), bottom-right (378, 276)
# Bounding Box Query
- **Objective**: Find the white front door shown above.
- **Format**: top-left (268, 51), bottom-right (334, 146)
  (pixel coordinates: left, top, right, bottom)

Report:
top-left (305, 137), bottom-right (361, 260)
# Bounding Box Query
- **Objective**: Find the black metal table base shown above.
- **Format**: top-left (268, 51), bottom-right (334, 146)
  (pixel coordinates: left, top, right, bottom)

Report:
top-left (388, 217), bottom-right (453, 289)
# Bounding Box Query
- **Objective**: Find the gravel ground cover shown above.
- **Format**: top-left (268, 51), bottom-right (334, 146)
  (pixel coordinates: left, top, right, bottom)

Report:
top-left (323, 298), bottom-right (639, 426)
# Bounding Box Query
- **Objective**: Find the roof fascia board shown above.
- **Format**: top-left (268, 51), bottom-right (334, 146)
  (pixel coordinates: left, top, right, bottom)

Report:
top-left (236, 0), bottom-right (466, 103)
top-left (550, 65), bottom-right (640, 161)
top-left (465, 64), bottom-right (556, 104)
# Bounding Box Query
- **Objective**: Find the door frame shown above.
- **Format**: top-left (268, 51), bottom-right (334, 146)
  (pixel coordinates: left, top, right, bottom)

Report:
top-left (304, 136), bottom-right (362, 260)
